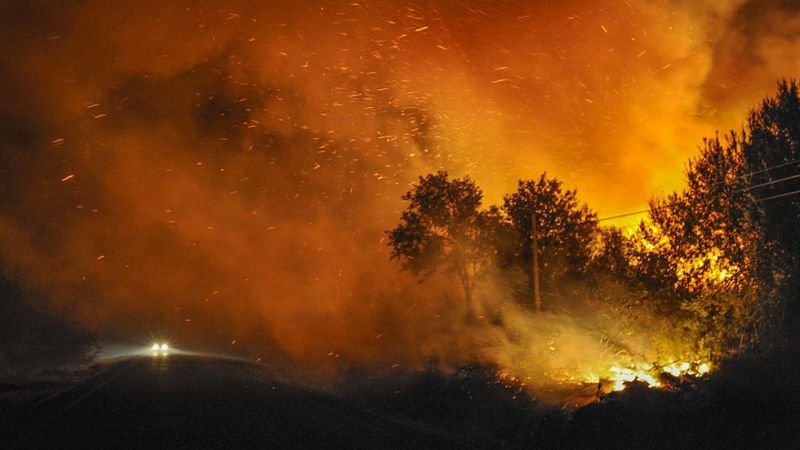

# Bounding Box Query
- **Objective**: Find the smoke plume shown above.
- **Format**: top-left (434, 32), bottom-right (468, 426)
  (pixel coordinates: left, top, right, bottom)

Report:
top-left (0, 0), bottom-right (796, 382)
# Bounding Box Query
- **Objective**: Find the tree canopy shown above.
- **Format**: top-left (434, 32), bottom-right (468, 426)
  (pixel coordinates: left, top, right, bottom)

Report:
top-left (743, 79), bottom-right (800, 335)
top-left (386, 79), bottom-right (800, 358)
top-left (502, 174), bottom-right (597, 307)
top-left (386, 171), bottom-right (501, 314)
top-left (388, 171), bottom-right (597, 314)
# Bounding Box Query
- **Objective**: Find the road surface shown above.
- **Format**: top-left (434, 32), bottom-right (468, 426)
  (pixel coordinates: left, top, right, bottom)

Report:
top-left (1, 354), bottom-right (464, 449)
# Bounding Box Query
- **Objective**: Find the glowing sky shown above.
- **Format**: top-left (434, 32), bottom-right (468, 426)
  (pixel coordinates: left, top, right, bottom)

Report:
top-left (1, 0), bottom-right (798, 370)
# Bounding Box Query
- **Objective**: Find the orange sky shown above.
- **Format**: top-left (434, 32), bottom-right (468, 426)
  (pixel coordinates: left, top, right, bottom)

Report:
top-left (1, 0), bottom-right (799, 372)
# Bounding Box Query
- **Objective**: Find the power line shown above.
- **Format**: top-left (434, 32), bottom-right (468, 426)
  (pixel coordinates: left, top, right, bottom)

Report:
top-left (594, 170), bottom-right (800, 224)
top-left (734, 172), bottom-right (800, 193)
top-left (596, 208), bottom-right (655, 223)
top-left (516, 160), bottom-right (800, 231)
top-left (742, 158), bottom-right (800, 179)
top-left (593, 159), bottom-right (800, 223)
top-left (758, 188), bottom-right (800, 202)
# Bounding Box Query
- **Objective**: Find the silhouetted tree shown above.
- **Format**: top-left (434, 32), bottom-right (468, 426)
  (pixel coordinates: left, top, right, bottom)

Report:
top-left (387, 172), bottom-right (501, 315)
top-left (502, 174), bottom-right (597, 310)
top-left (629, 133), bottom-right (768, 357)
top-left (743, 79), bottom-right (800, 336)
top-left (633, 135), bottom-right (760, 295)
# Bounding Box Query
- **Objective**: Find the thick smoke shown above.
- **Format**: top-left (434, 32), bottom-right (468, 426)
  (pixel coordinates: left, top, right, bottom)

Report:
top-left (700, 1), bottom-right (800, 113)
top-left (0, 1), bottom-right (795, 381)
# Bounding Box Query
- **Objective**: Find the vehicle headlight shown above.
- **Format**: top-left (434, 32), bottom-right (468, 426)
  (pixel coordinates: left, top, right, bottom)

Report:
top-left (150, 342), bottom-right (170, 353)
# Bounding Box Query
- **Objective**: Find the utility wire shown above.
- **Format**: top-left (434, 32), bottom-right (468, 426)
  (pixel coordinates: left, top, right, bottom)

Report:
top-left (596, 208), bottom-right (659, 223)
top-left (594, 170), bottom-right (800, 224)
top-left (517, 160), bottom-right (800, 231)
top-left (758, 188), bottom-right (800, 202)
top-left (592, 158), bottom-right (800, 224)
top-left (734, 172), bottom-right (800, 192)
top-left (742, 158), bottom-right (800, 179)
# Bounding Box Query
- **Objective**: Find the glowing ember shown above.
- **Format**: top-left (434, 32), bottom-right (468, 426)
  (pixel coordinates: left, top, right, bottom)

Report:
top-left (609, 366), bottom-right (661, 391)
top-left (604, 360), bottom-right (713, 392)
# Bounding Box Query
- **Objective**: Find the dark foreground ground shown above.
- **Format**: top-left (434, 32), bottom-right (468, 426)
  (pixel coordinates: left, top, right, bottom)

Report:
top-left (0, 354), bottom-right (462, 449)
top-left (341, 354), bottom-right (800, 450)
top-left (2, 351), bottom-right (800, 449)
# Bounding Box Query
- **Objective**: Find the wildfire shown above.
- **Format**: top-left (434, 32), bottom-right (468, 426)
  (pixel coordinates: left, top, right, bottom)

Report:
top-left (495, 356), bottom-right (713, 404)
top-left (609, 366), bottom-right (661, 391)
top-left (676, 247), bottom-right (739, 290)
top-left (627, 220), bottom-right (745, 293)
top-left (606, 360), bottom-right (712, 392)
top-left (663, 361), bottom-right (711, 378)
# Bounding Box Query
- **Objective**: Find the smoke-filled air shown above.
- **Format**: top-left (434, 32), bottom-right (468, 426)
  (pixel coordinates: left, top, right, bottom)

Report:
top-left (2, 0), bottom-right (800, 400)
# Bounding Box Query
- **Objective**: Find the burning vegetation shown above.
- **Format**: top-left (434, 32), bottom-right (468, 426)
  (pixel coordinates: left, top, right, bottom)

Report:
top-left (386, 81), bottom-right (800, 398)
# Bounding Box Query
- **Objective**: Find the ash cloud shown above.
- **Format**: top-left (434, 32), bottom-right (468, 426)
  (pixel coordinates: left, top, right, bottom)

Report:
top-left (0, 0), bottom-right (456, 376)
top-left (0, 0), bottom-right (795, 380)
top-left (699, 0), bottom-right (800, 115)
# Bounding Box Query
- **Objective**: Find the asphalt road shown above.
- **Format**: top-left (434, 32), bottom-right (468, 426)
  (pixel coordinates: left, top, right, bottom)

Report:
top-left (1, 354), bottom-right (463, 449)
